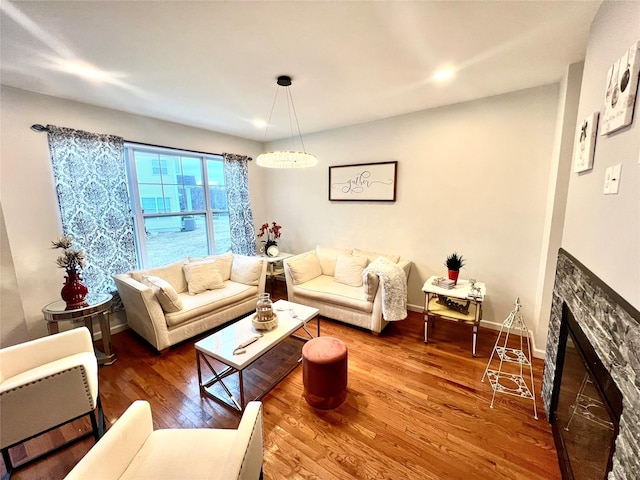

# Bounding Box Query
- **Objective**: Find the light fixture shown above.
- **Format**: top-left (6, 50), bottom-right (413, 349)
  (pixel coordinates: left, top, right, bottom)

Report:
top-left (256, 75), bottom-right (317, 169)
top-left (433, 68), bottom-right (454, 81)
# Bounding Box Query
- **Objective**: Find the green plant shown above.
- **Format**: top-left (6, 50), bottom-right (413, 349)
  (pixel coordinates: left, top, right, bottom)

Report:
top-left (445, 252), bottom-right (465, 271)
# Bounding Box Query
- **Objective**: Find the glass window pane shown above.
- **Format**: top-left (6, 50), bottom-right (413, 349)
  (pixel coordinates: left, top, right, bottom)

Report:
top-left (144, 214), bottom-right (208, 267)
top-left (212, 212), bottom-right (231, 254)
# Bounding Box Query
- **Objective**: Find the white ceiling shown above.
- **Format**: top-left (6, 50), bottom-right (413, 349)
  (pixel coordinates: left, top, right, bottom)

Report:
top-left (1, 1), bottom-right (600, 142)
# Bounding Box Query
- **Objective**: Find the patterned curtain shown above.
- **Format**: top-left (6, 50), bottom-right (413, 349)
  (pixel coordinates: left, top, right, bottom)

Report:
top-left (223, 153), bottom-right (256, 256)
top-left (47, 125), bottom-right (137, 306)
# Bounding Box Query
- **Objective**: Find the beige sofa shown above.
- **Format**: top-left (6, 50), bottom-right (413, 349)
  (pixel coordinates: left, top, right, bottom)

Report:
top-left (64, 400), bottom-right (263, 480)
top-left (114, 253), bottom-right (267, 352)
top-left (283, 246), bottom-right (411, 334)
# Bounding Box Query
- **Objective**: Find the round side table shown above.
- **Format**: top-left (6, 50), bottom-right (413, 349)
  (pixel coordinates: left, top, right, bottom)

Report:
top-left (42, 293), bottom-right (116, 365)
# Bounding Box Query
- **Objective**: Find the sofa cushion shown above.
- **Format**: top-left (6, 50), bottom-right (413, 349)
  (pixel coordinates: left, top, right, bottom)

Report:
top-left (287, 251), bottom-right (322, 285)
top-left (183, 262), bottom-right (225, 295)
top-left (142, 275), bottom-right (183, 313)
top-left (230, 255), bottom-right (263, 286)
top-left (293, 275), bottom-right (373, 313)
top-left (315, 246), bottom-right (353, 276)
top-left (165, 282), bottom-right (258, 327)
top-left (353, 248), bottom-right (400, 264)
top-left (189, 251), bottom-right (233, 281)
top-left (130, 259), bottom-right (188, 294)
top-left (334, 255), bottom-right (368, 287)
top-left (122, 429), bottom-right (236, 479)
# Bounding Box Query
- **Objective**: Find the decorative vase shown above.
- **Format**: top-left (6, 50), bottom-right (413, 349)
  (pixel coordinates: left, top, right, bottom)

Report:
top-left (61, 268), bottom-right (89, 310)
top-left (264, 240), bottom-right (278, 256)
top-left (448, 269), bottom-right (460, 285)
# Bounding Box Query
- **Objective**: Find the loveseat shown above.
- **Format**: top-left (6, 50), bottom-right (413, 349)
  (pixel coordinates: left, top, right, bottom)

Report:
top-left (114, 252), bottom-right (267, 352)
top-left (283, 247), bottom-right (411, 334)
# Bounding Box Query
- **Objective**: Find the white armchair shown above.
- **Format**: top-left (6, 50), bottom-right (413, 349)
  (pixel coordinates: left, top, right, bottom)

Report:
top-left (0, 327), bottom-right (103, 476)
top-left (64, 400), bottom-right (264, 480)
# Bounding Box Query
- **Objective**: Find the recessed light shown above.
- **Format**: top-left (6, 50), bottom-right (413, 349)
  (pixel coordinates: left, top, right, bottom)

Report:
top-left (252, 119), bottom-right (268, 129)
top-left (433, 68), bottom-right (454, 81)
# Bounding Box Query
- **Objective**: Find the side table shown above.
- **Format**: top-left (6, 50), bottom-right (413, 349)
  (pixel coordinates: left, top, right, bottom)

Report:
top-left (422, 276), bottom-right (487, 356)
top-left (262, 253), bottom-right (293, 295)
top-left (42, 293), bottom-right (116, 365)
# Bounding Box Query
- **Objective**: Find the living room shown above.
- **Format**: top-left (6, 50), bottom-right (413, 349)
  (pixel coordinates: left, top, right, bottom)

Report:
top-left (1, 2), bottom-right (639, 479)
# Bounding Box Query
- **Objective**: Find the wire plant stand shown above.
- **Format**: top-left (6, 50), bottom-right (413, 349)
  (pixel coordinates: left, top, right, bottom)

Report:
top-left (481, 297), bottom-right (538, 419)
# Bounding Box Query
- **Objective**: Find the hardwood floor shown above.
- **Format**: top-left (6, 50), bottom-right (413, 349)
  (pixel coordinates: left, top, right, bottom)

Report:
top-left (4, 287), bottom-right (561, 479)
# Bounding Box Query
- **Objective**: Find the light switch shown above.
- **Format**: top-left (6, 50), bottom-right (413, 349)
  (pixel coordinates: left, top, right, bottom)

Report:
top-left (609, 164), bottom-right (621, 194)
top-left (603, 167), bottom-right (612, 194)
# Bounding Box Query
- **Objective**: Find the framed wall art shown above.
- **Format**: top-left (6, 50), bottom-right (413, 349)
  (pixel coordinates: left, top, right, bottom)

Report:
top-left (601, 40), bottom-right (640, 135)
top-left (329, 161), bottom-right (397, 201)
top-left (573, 112), bottom-right (599, 173)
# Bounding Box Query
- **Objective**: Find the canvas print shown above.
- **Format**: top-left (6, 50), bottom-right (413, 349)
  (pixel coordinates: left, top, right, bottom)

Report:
top-left (601, 41), bottom-right (640, 135)
top-left (573, 112), bottom-right (599, 173)
top-left (329, 161), bottom-right (397, 201)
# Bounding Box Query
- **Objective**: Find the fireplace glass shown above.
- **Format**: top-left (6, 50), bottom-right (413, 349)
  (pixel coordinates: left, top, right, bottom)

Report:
top-left (552, 306), bottom-right (621, 480)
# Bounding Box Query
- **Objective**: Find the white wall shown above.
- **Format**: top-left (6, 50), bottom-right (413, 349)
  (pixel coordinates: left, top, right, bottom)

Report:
top-left (562, 1), bottom-right (640, 310)
top-left (264, 84), bottom-right (561, 350)
top-left (0, 86), bottom-right (264, 344)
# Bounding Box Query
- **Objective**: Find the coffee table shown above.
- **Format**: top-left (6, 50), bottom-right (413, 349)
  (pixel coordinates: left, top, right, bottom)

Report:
top-left (195, 300), bottom-right (320, 412)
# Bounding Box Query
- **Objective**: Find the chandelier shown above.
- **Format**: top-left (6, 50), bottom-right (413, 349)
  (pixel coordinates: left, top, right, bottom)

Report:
top-left (256, 75), bottom-right (317, 169)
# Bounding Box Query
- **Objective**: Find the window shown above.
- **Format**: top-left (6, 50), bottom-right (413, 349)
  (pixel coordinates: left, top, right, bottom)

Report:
top-left (125, 146), bottom-right (231, 268)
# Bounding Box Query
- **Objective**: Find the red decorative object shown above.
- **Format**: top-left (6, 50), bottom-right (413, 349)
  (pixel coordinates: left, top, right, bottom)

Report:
top-left (61, 269), bottom-right (89, 310)
top-left (448, 269), bottom-right (460, 285)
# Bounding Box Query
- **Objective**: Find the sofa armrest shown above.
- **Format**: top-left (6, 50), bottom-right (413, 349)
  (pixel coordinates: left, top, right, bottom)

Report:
top-left (398, 258), bottom-right (412, 280)
top-left (64, 400), bottom-right (154, 480)
top-left (113, 274), bottom-right (170, 351)
top-left (221, 401), bottom-right (263, 480)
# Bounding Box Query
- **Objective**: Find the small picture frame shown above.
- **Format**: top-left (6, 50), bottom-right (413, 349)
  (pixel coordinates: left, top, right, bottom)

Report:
top-left (329, 161), bottom-right (397, 202)
top-left (573, 112), bottom-right (599, 173)
top-left (601, 40), bottom-right (640, 135)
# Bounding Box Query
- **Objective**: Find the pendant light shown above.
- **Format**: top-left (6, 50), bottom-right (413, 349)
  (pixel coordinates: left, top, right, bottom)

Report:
top-left (256, 75), bottom-right (317, 168)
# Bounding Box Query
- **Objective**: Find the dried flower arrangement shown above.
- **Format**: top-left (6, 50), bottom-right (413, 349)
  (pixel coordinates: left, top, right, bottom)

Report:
top-left (51, 235), bottom-right (86, 272)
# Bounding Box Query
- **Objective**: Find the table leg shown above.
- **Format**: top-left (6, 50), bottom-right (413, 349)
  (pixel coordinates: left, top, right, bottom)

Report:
top-left (472, 324), bottom-right (478, 357)
top-left (98, 311), bottom-right (116, 365)
top-left (47, 321), bottom-right (60, 335)
top-left (239, 371), bottom-right (245, 412)
top-left (424, 314), bottom-right (429, 343)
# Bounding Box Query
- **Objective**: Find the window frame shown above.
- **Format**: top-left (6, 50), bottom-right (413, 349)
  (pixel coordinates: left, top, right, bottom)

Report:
top-left (124, 144), bottom-right (228, 268)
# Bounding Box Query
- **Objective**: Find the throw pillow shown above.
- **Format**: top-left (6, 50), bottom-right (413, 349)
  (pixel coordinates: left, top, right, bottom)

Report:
top-left (315, 246), bottom-right (353, 276)
top-left (189, 251), bottom-right (233, 281)
top-left (334, 254), bottom-right (368, 287)
top-left (182, 262), bottom-right (225, 295)
top-left (142, 275), bottom-right (183, 313)
top-left (286, 251), bottom-right (322, 285)
top-left (131, 258), bottom-right (188, 293)
top-left (230, 255), bottom-right (263, 286)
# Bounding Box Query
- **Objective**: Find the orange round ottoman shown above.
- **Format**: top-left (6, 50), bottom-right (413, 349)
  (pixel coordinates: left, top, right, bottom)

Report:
top-left (302, 336), bottom-right (348, 409)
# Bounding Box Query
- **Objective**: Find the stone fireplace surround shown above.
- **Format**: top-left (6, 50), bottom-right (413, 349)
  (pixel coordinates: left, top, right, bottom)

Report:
top-left (542, 249), bottom-right (640, 479)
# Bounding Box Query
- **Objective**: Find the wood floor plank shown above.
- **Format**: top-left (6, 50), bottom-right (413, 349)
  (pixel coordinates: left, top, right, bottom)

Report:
top-left (3, 285), bottom-right (560, 479)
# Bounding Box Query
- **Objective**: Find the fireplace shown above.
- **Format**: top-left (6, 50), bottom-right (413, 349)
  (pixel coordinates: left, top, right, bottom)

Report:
top-left (550, 303), bottom-right (622, 479)
top-left (542, 249), bottom-right (640, 480)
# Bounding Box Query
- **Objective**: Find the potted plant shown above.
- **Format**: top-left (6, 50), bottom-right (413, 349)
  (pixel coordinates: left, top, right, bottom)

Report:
top-left (445, 252), bottom-right (465, 285)
top-left (257, 221), bottom-right (282, 256)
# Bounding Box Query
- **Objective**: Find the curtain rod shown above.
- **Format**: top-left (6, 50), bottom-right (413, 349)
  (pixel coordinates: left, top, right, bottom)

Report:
top-left (30, 124), bottom-right (251, 160)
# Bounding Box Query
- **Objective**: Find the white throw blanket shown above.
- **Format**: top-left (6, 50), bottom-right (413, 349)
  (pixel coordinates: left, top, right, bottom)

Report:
top-left (362, 256), bottom-right (407, 321)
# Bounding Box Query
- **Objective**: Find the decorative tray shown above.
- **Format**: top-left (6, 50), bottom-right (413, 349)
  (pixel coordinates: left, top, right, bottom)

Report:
top-left (251, 312), bottom-right (279, 331)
